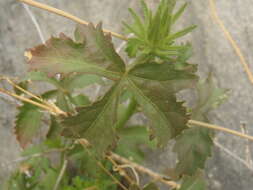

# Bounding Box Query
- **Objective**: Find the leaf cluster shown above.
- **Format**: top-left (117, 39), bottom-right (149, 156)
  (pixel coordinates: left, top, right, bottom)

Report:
top-left (124, 0), bottom-right (196, 61)
top-left (4, 0), bottom-right (229, 190)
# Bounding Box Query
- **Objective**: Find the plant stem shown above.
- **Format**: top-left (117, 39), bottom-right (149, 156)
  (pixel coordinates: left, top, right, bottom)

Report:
top-left (19, 0), bottom-right (128, 41)
top-left (107, 156), bottom-right (136, 185)
top-left (78, 140), bottom-right (128, 190)
top-left (53, 159), bottom-right (68, 190)
top-left (109, 152), bottom-right (180, 189)
top-left (188, 120), bottom-right (253, 142)
top-left (79, 137), bottom-right (179, 189)
top-left (0, 87), bottom-right (65, 116)
top-left (115, 96), bottom-right (137, 129)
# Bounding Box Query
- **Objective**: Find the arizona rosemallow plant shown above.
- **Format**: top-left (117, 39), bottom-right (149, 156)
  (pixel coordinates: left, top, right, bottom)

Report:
top-left (3, 0), bottom-right (228, 189)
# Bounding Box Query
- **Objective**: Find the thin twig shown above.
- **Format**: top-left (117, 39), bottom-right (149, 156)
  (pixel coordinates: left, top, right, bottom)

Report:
top-left (0, 87), bottom-right (52, 113)
top-left (0, 77), bottom-right (67, 116)
top-left (97, 162), bottom-right (128, 190)
top-left (19, 0), bottom-right (128, 41)
top-left (3, 77), bottom-right (44, 104)
top-left (214, 140), bottom-right (253, 171)
top-left (107, 155), bottom-right (136, 186)
top-left (53, 159), bottom-right (68, 190)
top-left (77, 140), bottom-right (128, 190)
top-left (22, 3), bottom-right (45, 43)
top-left (240, 123), bottom-right (253, 167)
top-left (0, 87), bottom-right (67, 116)
top-left (188, 120), bottom-right (253, 142)
top-left (117, 164), bottom-right (140, 186)
top-left (209, 0), bottom-right (253, 84)
top-left (109, 152), bottom-right (180, 189)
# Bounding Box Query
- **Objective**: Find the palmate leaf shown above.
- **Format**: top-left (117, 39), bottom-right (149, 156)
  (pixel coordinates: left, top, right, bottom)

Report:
top-left (127, 61), bottom-right (197, 146)
top-left (62, 83), bottom-right (122, 155)
top-left (15, 101), bottom-right (43, 148)
top-left (173, 127), bottom-right (213, 176)
top-left (26, 20), bottom-right (197, 156)
top-left (173, 74), bottom-right (228, 176)
top-left (192, 73), bottom-right (229, 121)
top-left (26, 23), bottom-right (125, 80)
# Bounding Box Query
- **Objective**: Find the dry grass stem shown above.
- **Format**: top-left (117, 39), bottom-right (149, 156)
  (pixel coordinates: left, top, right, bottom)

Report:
top-left (209, 0), bottom-right (253, 84)
top-left (117, 164), bottom-right (140, 186)
top-left (19, 0), bottom-right (128, 41)
top-left (107, 156), bottom-right (136, 185)
top-left (53, 159), bottom-right (68, 190)
top-left (214, 140), bottom-right (253, 171)
top-left (77, 139), bottom-right (128, 190)
top-left (0, 79), bottom-right (67, 116)
top-left (240, 123), bottom-right (253, 167)
top-left (109, 152), bottom-right (180, 189)
top-left (22, 3), bottom-right (45, 43)
top-left (189, 120), bottom-right (253, 142)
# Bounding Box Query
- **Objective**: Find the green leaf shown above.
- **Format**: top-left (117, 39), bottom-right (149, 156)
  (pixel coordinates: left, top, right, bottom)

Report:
top-left (129, 184), bottom-right (142, 190)
top-left (173, 127), bottom-right (213, 176)
top-left (27, 23), bottom-right (125, 80)
top-left (173, 74), bottom-right (228, 176)
top-left (62, 74), bottom-right (103, 92)
top-left (70, 94), bottom-right (90, 107)
top-left (41, 89), bottom-right (58, 99)
top-left (24, 71), bottom-right (60, 87)
top-left (62, 83), bottom-right (122, 155)
top-left (116, 125), bottom-right (156, 163)
top-left (125, 37), bottom-right (145, 57)
top-left (15, 102), bottom-right (43, 148)
top-left (124, 0), bottom-right (194, 60)
top-left (47, 116), bottom-right (62, 139)
top-left (166, 25), bottom-right (197, 42)
top-left (172, 3), bottom-right (188, 24)
top-left (127, 61), bottom-right (197, 146)
top-left (67, 145), bottom-right (102, 177)
top-left (143, 183), bottom-right (160, 190)
top-left (179, 172), bottom-right (206, 190)
top-left (177, 43), bottom-right (193, 63)
top-left (192, 74), bottom-right (229, 121)
top-left (140, 0), bottom-right (152, 26)
top-left (39, 168), bottom-right (59, 189)
top-left (115, 93), bottom-right (137, 129)
top-left (128, 8), bottom-right (146, 38)
top-left (74, 25), bottom-right (85, 43)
